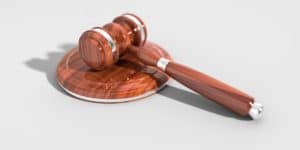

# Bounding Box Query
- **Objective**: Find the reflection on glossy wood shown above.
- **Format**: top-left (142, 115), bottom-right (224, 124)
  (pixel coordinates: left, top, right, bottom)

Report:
top-left (128, 43), bottom-right (255, 116)
top-left (56, 43), bottom-right (171, 102)
top-left (79, 13), bottom-right (147, 70)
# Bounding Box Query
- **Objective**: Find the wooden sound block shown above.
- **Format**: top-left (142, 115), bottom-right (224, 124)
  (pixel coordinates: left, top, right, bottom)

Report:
top-left (56, 42), bottom-right (172, 103)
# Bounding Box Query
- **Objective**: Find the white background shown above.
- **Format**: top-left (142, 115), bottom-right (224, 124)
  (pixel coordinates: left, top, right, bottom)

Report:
top-left (1, 0), bottom-right (299, 149)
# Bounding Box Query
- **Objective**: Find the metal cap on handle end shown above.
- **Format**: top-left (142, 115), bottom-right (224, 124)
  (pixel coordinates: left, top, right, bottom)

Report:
top-left (248, 102), bottom-right (264, 120)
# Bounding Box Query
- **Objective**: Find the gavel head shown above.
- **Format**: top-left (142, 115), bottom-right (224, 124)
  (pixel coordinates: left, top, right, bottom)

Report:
top-left (78, 14), bottom-right (147, 70)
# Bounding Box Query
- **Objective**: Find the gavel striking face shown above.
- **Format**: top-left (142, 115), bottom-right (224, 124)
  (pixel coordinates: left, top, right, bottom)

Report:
top-left (78, 14), bottom-right (263, 119)
top-left (79, 14), bottom-right (147, 70)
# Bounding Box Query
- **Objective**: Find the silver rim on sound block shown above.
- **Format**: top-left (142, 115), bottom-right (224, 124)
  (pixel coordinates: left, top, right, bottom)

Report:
top-left (57, 79), bottom-right (170, 103)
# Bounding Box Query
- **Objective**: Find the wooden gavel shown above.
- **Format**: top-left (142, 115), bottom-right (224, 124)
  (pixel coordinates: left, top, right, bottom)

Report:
top-left (78, 13), bottom-right (263, 119)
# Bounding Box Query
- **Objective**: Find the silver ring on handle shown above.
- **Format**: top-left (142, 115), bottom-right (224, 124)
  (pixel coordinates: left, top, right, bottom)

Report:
top-left (157, 57), bottom-right (170, 71)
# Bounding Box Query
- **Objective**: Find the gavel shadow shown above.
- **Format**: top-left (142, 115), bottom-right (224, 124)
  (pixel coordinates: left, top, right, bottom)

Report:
top-left (24, 43), bottom-right (77, 96)
top-left (158, 85), bottom-right (251, 120)
top-left (24, 43), bottom-right (250, 120)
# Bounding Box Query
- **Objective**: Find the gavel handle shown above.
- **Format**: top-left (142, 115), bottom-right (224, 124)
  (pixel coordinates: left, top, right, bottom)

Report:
top-left (157, 58), bottom-right (263, 119)
top-left (128, 45), bottom-right (263, 119)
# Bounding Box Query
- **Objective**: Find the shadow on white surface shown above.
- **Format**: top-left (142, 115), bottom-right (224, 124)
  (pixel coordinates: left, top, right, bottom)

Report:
top-left (24, 43), bottom-right (251, 120)
top-left (25, 43), bottom-right (77, 96)
top-left (159, 85), bottom-right (251, 120)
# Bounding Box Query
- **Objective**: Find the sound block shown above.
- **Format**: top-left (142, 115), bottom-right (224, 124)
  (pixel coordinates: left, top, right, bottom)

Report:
top-left (56, 42), bottom-right (172, 103)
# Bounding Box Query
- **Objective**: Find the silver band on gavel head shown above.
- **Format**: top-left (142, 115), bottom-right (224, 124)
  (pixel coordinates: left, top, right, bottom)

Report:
top-left (122, 14), bottom-right (146, 45)
top-left (90, 28), bottom-right (116, 53)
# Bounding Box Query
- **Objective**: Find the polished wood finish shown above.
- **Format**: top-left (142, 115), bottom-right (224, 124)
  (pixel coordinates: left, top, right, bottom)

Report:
top-left (113, 13), bottom-right (147, 46)
top-left (165, 62), bottom-right (253, 116)
top-left (128, 43), bottom-right (254, 116)
top-left (77, 14), bottom-right (256, 116)
top-left (79, 13), bottom-right (147, 70)
top-left (56, 42), bottom-right (171, 102)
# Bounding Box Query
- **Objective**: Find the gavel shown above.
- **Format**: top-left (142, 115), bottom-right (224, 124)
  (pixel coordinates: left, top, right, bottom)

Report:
top-left (78, 13), bottom-right (263, 119)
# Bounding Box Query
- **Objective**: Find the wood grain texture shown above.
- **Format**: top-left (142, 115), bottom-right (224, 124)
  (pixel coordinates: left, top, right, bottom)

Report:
top-left (56, 42), bottom-right (171, 102)
top-left (79, 14), bottom-right (147, 70)
top-left (113, 13), bottom-right (147, 46)
top-left (165, 62), bottom-right (254, 116)
top-left (128, 43), bottom-right (255, 116)
top-left (79, 29), bottom-right (116, 70)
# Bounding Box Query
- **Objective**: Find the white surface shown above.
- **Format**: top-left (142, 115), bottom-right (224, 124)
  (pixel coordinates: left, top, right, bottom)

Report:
top-left (1, 0), bottom-right (299, 149)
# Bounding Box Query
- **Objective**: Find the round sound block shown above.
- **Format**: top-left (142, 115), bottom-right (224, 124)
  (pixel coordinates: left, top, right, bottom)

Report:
top-left (56, 42), bottom-right (172, 103)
